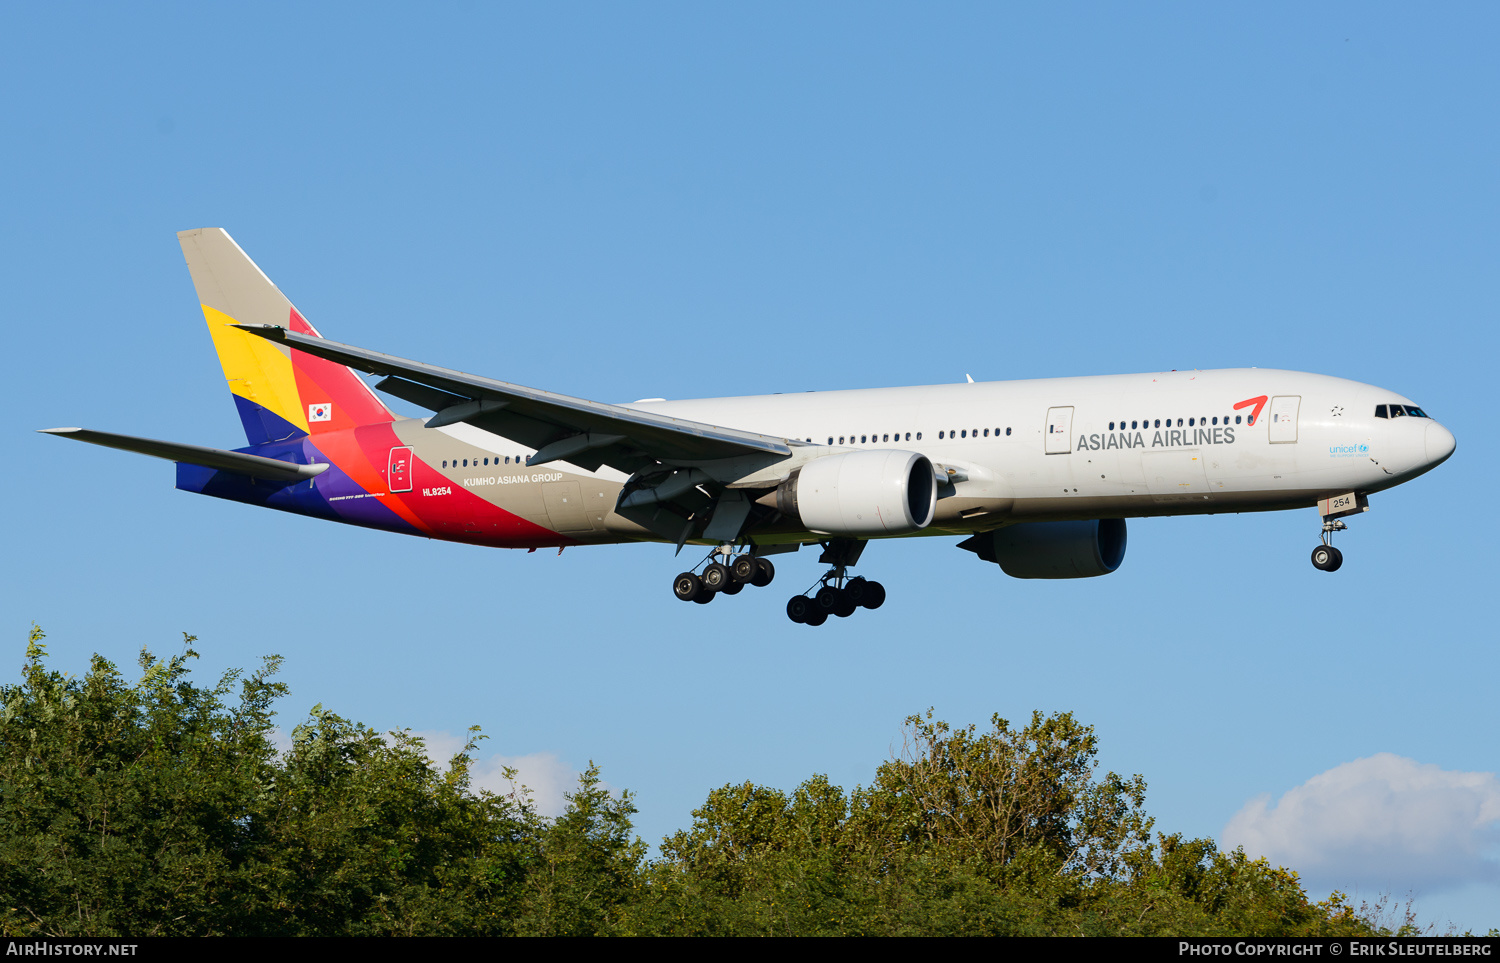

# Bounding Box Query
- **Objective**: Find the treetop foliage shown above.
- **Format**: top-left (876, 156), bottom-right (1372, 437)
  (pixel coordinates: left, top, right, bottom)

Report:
top-left (0, 628), bottom-right (1399, 936)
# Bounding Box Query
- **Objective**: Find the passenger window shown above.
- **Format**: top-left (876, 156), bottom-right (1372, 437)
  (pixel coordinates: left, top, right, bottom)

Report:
top-left (1004, 427), bottom-right (1010, 436)
top-left (917, 432), bottom-right (923, 440)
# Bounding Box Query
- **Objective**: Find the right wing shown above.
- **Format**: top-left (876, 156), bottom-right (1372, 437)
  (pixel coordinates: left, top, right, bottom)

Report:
top-left (232, 324), bottom-right (796, 476)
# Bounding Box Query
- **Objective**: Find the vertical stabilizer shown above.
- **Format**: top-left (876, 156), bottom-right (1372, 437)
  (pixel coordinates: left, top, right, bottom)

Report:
top-left (178, 228), bottom-right (394, 446)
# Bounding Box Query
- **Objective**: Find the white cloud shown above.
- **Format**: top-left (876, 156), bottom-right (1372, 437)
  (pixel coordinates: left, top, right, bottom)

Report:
top-left (411, 730), bottom-right (579, 818)
top-left (1223, 754), bottom-right (1500, 895)
top-left (266, 726), bottom-right (293, 759)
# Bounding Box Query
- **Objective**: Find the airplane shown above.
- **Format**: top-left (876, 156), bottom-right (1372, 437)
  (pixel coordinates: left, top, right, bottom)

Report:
top-left (42, 229), bottom-right (1456, 626)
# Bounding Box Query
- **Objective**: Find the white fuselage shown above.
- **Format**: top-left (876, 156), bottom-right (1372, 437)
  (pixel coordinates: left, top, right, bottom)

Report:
top-left (417, 367), bottom-right (1454, 545)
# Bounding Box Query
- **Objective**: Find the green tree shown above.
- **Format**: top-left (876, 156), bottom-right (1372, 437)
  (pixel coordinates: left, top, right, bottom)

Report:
top-left (0, 627), bottom-right (283, 935)
top-left (626, 710), bottom-right (1379, 937)
top-left (238, 711), bottom-right (540, 935)
top-left (515, 764), bottom-right (645, 935)
top-left (846, 709), bottom-right (1153, 877)
top-left (0, 627), bottom-right (641, 937)
top-left (0, 627), bottom-right (1390, 937)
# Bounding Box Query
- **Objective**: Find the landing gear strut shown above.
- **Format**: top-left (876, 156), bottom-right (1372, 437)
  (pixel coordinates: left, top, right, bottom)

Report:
top-left (785, 538), bottom-right (886, 626)
top-left (671, 544), bottom-right (776, 604)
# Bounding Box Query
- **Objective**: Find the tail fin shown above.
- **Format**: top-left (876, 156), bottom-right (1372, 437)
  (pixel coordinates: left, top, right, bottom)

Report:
top-left (178, 228), bottom-right (394, 446)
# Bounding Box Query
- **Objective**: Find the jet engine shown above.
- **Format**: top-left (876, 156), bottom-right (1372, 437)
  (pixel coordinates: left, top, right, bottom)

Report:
top-left (958, 519), bottom-right (1127, 579)
top-left (774, 449), bottom-right (937, 537)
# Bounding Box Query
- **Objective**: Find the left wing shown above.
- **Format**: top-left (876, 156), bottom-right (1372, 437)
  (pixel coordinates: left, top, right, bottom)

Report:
top-left (233, 324), bottom-right (795, 475)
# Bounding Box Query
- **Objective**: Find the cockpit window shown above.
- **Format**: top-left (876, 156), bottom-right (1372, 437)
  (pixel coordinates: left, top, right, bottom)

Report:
top-left (1375, 405), bottom-right (1387, 419)
top-left (1404, 405), bottom-right (1428, 418)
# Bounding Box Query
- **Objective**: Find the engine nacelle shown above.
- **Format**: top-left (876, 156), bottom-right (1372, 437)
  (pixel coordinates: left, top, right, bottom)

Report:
top-left (959, 519), bottom-right (1127, 579)
top-left (777, 449), bottom-right (937, 537)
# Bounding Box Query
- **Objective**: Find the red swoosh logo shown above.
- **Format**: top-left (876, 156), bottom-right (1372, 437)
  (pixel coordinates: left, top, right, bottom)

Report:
top-left (1234, 395), bottom-right (1268, 426)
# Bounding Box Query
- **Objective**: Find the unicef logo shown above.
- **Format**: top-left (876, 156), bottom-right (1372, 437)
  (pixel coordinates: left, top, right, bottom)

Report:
top-left (1358, 444), bottom-right (1369, 453)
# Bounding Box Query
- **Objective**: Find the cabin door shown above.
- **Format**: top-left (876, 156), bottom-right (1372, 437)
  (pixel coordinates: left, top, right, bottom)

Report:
top-left (387, 446), bottom-right (413, 493)
top-left (1045, 407), bottom-right (1074, 454)
top-left (1269, 396), bottom-right (1301, 443)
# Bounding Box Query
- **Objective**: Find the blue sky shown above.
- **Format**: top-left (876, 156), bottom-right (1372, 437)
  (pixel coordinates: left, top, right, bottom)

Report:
top-left (4, 3), bottom-right (1496, 932)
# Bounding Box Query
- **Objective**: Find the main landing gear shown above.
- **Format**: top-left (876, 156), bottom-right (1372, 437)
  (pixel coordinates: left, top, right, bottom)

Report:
top-left (785, 538), bottom-right (885, 627)
top-left (785, 574), bottom-right (886, 627)
top-left (672, 547), bottom-right (776, 604)
top-left (670, 537), bottom-right (890, 626)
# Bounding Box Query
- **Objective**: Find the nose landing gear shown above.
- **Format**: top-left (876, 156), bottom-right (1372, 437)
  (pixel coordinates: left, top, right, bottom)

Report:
top-left (1310, 492), bottom-right (1368, 573)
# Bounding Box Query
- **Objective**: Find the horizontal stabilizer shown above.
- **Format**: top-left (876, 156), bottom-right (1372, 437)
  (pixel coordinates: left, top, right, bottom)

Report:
top-left (38, 428), bottom-right (329, 482)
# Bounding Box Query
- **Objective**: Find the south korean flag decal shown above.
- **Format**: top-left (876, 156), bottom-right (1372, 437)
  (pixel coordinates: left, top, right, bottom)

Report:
top-left (308, 402), bottom-right (332, 423)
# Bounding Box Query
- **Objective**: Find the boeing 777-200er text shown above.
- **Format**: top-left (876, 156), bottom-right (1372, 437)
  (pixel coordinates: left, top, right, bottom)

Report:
top-left (43, 229), bottom-right (1457, 625)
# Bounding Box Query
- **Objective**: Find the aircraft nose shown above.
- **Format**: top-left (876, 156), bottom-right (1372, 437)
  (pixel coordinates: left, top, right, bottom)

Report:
top-left (1425, 421), bottom-right (1456, 467)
